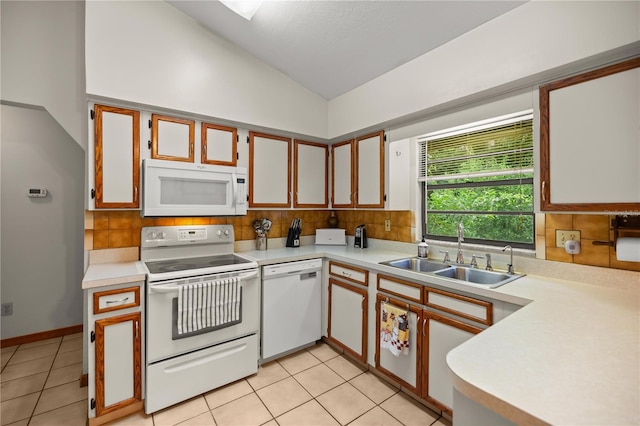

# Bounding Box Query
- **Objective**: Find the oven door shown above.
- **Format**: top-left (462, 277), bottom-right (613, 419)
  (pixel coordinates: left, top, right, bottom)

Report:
top-left (146, 269), bottom-right (259, 364)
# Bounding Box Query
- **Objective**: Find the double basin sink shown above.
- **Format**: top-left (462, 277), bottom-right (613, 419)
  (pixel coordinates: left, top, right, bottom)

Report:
top-left (379, 257), bottom-right (524, 288)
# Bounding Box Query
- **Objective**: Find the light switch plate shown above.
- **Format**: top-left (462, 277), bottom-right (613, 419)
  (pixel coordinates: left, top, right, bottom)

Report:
top-left (556, 230), bottom-right (581, 248)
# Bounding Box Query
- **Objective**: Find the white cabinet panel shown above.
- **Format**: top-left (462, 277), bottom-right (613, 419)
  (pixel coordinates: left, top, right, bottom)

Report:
top-left (388, 138), bottom-right (411, 210)
top-left (540, 57), bottom-right (640, 211)
top-left (151, 114), bottom-right (195, 162)
top-left (103, 320), bottom-right (135, 407)
top-left (328, 279), bottom-right (366, 361)
top-left (202, 123), bottom-right (237, 166)
top-left (294, 140), bottom-right (328, 207)
top-left (249, 132), bottom-right (291, 207)
top-left (92, 104), bottom-right (140, 209)
top-left (377, 306), bottom-right (419, 388)
top-left (331, 140), bottom-right (354, 207)
top-left (355, 131), bottom-right (384, 208)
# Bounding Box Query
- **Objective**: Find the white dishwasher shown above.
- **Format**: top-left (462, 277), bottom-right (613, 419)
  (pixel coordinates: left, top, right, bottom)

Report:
top-left (262, 258), bottom-right (322, 360)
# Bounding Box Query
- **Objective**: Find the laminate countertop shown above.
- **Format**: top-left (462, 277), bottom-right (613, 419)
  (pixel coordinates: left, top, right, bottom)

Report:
top-left (81, 244), bottom-right (639, 424)
top-left (242, 245), bottom-right (640, 426)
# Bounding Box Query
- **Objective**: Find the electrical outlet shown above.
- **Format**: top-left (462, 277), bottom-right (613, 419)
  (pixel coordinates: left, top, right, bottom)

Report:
top-left (384, 220), bottom-right (391, 232)
top-left (556, 230), bottom-right (581, 248)
top-left (1, 303), bottom-right (13, 316)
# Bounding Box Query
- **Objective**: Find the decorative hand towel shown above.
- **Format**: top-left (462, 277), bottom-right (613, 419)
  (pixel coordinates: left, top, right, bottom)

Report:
top-left (177, 277), bottom-right (241, 335)
top-left (379, 302), bottom-right (409, 356)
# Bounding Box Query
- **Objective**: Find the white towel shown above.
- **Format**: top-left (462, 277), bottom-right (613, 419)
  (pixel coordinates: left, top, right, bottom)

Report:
top-left (177, 277), bottom-right (240, 335)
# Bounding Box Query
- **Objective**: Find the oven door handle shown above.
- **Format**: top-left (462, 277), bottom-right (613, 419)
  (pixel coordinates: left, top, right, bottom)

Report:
top-left (149, 270), bottom-right (259, 293)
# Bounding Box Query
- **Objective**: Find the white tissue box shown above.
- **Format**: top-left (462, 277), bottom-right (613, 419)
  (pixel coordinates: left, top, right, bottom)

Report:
top-left (315, 229), bottom-right (347, 245)
top-left (616, 238), bottom-right (640, 262)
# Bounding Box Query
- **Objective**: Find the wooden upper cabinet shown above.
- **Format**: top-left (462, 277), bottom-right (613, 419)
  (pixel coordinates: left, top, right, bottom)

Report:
top-left (331, 139), bottom-right (355, 208)
top-left (294, 140), bottom-right (328, 208)
top-left (151, 114), bottom-right (195, 162)
top-left (249, 132), bottom-right (291, 208)
top-left (540, 57), bottom-right (640, 212)
top-left (355, 131), bottom-right (385, 208)
top-left (93, 104), bottom-right (140, 209)
top-left (201, 122), bottom-right (237, 166)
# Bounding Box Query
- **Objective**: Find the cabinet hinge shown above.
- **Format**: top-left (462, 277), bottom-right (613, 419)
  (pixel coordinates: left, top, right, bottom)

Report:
top-left (91, 398), bottom-right (96, 410)
top-left (90, 110), bottom-right (95, 120)
top-left (148, 140), bottom-right (152, 150)
top-left (148, 120), bottom-right (152, 129)
top-left (90, 331), bottom-right (95, 342)
top-left (247, 136), bottom-right (249, 144)
top-left (236, 135), bottom-right (239, 143)
top-left (246, 194), bottom-right (249, 202)
top-left (90, 189), bottom-right (95, 199)
top-left (236, 152), bottom-right (239, 160)
top-left (384, 194), bottom-right (387, 202)
top-left (383, 133), bottom-right (387, 142)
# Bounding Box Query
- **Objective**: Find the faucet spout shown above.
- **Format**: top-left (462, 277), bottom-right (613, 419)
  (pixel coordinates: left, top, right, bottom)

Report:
top-left (502, 245), bottom-right (514, 274)
top-left (456, 222), bottom-right (464, 264)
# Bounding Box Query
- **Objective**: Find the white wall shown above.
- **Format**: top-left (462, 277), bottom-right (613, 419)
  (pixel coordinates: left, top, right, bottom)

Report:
top-left (1, 104), bottom-right (85, 339)
top-left (84, 0), bottom-right (328, 140)
top-left (0, 1), bottom-right (86, 147)
top-left (328, 1), bottom-right (640, 139)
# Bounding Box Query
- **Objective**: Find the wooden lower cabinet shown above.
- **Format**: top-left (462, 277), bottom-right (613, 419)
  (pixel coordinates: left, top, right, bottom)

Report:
top-left (327, 278), bottom-right (367, 363)
top-left (375, 292), bottom-right (483, 417)
top-left (375, 294), bottom-right (422, 394)
top-left (88, 283), bottom-right (144, 426)
top-left (421, 311), bottom-right (482, 416)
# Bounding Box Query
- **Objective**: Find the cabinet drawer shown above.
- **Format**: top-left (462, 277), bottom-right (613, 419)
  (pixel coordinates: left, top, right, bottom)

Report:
top-left (93, 286), bottom-right (141, 315)
top-left (377, 274), bottom-right (422, 304)
top-left (424, 287), bottom-right (492, 326)
top-left (329, 262), bottom-right (368, 286)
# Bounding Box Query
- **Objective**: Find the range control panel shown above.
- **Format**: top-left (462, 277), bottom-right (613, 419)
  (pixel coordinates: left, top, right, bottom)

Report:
top-left (141, 225), bottom-right (235, 248)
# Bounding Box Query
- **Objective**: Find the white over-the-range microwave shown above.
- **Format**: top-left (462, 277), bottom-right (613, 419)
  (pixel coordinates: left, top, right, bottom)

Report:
top-left (142, 159), bottom-right (247, 217)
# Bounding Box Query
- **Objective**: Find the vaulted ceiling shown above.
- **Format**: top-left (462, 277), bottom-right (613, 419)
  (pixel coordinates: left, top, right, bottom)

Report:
top-left (168, 1), bottom-right (526, 100)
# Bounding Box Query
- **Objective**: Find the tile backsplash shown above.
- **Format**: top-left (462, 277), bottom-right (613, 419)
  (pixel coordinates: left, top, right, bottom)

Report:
top-left (544, 214), bottom-right (640, 272)
top-left (84, 210), bottom-right (415, 251)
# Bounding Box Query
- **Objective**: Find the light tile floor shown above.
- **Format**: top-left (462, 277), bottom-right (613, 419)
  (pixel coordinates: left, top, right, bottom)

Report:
top-left (1, 336), bottom-right (451, 426)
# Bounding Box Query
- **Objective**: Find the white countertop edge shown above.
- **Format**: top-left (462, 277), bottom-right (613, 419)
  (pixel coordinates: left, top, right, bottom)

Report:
top-left (82, 261), bottom-right (147, 290)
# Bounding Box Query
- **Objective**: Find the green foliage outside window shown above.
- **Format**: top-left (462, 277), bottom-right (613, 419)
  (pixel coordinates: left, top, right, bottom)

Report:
top-left (421, 114), bottom-right (534, 247)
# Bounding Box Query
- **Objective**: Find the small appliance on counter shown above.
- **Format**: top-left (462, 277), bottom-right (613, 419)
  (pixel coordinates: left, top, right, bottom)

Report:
top-left (354, 224), bottom-right (367, 248)
top-left (315, 228), bottom-right (347, 245)
top-left (286, 218), bottom-right (302, 247)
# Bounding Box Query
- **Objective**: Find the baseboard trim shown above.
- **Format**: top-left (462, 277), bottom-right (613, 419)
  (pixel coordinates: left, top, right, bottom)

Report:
top-left (1, 324), bottom-right (83, 348)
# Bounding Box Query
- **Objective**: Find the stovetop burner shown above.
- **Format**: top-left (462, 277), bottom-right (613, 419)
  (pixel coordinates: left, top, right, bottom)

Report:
top-left (145, 254), bottom-right (253, 275)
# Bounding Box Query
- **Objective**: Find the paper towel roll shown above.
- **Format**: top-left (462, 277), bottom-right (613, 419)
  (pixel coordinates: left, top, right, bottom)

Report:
top-left (616, 238), bottom-right (640, 262)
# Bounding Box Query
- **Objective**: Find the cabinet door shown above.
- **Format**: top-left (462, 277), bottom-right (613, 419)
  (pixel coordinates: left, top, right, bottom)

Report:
top-left (422, 311), bottom-right (481, 415)
top-left (375, 294), bottom-right (421, 394)
top-left (355, 131), bottom-right (385, 208)
top-left (294, 140), bottom-right (328, 208)
top-left (202, 123), bottom-right (237, 166)
top-left (540, 57), bottom-right (640, 211)
top-left (328, 278), bottom-right (367, 362)
top-left (331, 139), bottom-right (354, 208)
top-left (151, 114), bottom-right (195, 162)
top-left (93, 104), bottom-right (140, 209)
top-left (249, 132), bottom-right (291, 207)
top-left (94, 312), bottom-right (142, 416)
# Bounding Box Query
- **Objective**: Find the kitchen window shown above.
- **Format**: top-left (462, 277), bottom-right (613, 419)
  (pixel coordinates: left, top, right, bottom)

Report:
top-left (419, 111), bottom-right (534, 249)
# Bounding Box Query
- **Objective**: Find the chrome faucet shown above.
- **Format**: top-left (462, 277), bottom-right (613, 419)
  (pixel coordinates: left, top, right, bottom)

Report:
top-left (502, 245), bottom-right (514, 274)
top-left (485, 253), bottom-right (493, 271)
top-left (470, 254), bottom-right (484, 268)
top-left (456, 222), bottom-right (464, 264)
top-left (440, 250), bottom-right (450, 263)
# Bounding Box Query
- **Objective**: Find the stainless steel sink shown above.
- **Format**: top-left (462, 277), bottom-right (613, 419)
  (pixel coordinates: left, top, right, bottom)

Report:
top-left (379, 257), bottom-right (451, 273)
top-left (434, 266), bottom-right (523, 288)
top-left (379, 257), bottom-right (523, 288)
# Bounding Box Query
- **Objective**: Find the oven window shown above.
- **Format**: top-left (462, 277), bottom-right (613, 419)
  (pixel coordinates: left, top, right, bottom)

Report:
top-left (171, 291), bottom-right (243, 340)
top-left (160, 177), bottom-right (228, 206)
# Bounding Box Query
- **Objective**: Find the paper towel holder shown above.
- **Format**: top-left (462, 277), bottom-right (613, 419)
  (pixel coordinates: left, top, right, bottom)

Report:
top-left (613, 215), bottom-right (640, 251)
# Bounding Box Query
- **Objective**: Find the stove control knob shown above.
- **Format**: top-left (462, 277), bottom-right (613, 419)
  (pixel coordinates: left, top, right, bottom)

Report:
top-left (216, 230), bottom-right (222, 237)
top-left (223, 229), bottom-right (230, 236)
top-left (147, 231), bottom-right (157, 240)
top-left (158, 232), bottom-right (166, 239)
